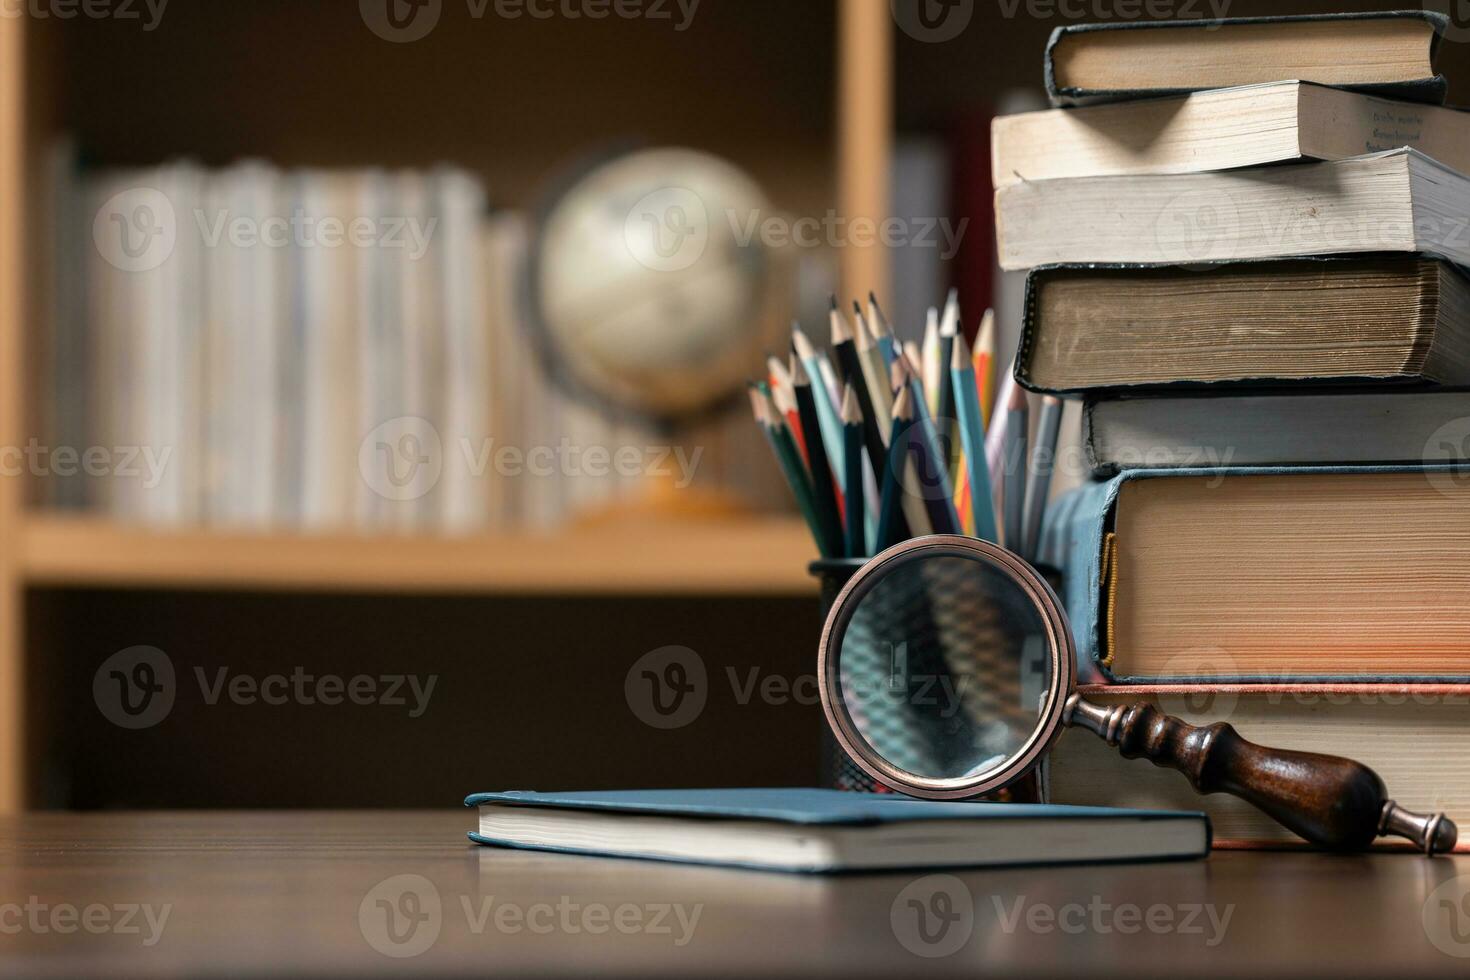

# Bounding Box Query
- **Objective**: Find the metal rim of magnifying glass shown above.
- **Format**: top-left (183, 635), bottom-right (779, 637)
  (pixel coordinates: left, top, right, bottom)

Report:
top-left (817, 535), bottom-right (1077, 800)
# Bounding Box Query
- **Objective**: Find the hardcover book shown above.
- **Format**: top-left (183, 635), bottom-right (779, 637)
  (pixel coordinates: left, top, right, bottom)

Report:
top-left (1083, 389), bottom-right (1470, 475)
top-left (1014, 257), bottom-right (1470, 394)
top-left (994, 149), bottom-right (1470, 271)
top-left (1037, 468), bottom-right (1470, 682)
top-left (993, 81), bottom-right (1470, 188)
top-left (1048, 684), bottom-right (1470, 851)
top-left (463, 788), bottom-right (1210, 871)
top-left (1044, 11), bottom-right (1448, 108)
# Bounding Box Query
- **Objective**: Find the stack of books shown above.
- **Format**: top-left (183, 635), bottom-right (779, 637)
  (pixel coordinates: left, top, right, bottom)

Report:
top-left (994, 11), bottom-right (1470, 848)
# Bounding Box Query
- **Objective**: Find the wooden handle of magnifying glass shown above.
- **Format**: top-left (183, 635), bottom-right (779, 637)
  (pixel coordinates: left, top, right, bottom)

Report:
top-left (1064, 695), bottom-right (1457, 854)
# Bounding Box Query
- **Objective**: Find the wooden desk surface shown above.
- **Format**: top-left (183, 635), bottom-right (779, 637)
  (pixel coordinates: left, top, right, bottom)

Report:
top-left (2, 811), bottom-right (1468, 978)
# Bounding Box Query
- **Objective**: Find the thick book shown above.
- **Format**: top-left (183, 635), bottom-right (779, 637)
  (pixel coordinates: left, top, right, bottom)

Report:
top-left (1084, 389), bottom-right (1470, 475)
top-left (1048, 684), bottom-right (1470, 851)
top-left (1036, 468), bottom-right (1470, 683)
top-left (463, 789), bottom-right (1209, 872)
top-left (993, 81), bottom-right (1470, 188)
top-left (995, 149), bottom-right (1470, 271)
top-left (1015, 257), bottom-right (1470, 394)
top-left (1044, 11), bottom-right (1448, 108)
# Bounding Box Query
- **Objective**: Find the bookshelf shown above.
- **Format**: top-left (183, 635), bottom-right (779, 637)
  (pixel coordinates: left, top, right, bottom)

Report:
top-left (0, 1), bottom-right (895, 811)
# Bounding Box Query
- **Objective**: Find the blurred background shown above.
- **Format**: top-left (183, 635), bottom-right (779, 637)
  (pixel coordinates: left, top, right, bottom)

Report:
top-left (0, 0), bottom-right (1461, 809)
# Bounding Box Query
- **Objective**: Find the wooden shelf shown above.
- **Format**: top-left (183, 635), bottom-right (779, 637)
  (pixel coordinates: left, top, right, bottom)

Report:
top-left (18, 514), bottom-right (820, 596)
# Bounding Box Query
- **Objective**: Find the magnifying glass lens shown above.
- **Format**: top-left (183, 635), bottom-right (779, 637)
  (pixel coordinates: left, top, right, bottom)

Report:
top-left (835, 552), bottom-right (1056, 783)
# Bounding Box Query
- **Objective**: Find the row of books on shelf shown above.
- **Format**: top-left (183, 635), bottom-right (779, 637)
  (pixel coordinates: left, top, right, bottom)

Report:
top-left (999, 12), bottom-right (1470, 848)
top-left (40, 153), bottom-right (771, 533)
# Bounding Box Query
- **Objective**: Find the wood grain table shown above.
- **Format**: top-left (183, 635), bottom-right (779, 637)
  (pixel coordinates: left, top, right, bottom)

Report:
top-left (2, 811), bottom-right (1468, 977)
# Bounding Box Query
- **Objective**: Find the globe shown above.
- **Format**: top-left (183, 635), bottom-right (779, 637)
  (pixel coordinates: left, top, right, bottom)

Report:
top-left (533, 148), bottom-right (778, 420)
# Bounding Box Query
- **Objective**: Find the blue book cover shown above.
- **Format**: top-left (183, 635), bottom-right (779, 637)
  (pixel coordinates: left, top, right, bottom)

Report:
top-left (465, 789), bottom-right (1209, 872)
top-left (1042, 465), bottom-right (1470, 684)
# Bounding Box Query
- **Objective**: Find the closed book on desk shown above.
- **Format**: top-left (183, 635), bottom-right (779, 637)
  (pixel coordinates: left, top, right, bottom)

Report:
top-left (993, 81), bottom-right (1470, 187)
top-left (1037, 468), bottom-right (1470, 683)
top-left (995, 150), bottom-right (1470, 271)
top-left (1048, 684), bottom-right (1470, 851)
top-left (1083, 389), bottom-right (1470, 475)
top-left (464, 789), bottom-right (1209, 872)
top-left (1016, 257), bottom-right (1470, 394)
top-left (1044, 11), bottom-right (1448, 108)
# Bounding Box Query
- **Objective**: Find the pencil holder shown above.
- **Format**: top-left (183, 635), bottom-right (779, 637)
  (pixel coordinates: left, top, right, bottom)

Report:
top-left (810, 557), bottom-right (882, 792)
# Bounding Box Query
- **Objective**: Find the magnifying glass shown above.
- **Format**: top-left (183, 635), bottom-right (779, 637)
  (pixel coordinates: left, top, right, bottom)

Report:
top-left (818, 535), bottom-right (1458, 855)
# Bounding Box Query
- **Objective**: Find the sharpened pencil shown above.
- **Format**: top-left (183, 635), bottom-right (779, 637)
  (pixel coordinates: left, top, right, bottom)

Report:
top-left (951, 333), bottom-right (999, 543)
top-left (935, 293), bottom-right (959, 476)
top-left (768, 354), bottom-right (806, 463)
top-left (841, 385), bottom-right (865, 558)
top-left (1022, 395), bottom-right (1063, 562)
top-left (974, 308), bottom-right (997, 429)
top-left (831, 298), bottom-right (886, 464)
top-left (867, 292), bottom-right (898, 367)
top-left (854, 300), bottom-right (893, 436)
top-left (793, 358), bottom-right (845, 557)
top-left (882, 385), bottom-right (932, 545)
top-left (1001, 383), bottom-right (1029, 553)
top-left (751, 387), bottom-right (829, 557)
top-left (921, 307), bottom-right (941, 416)
top-left (792, 325), bottom-right (846, 496)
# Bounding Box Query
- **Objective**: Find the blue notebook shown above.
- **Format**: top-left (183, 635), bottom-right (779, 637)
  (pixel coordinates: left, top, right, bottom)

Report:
top-left (464, 789), bottom-right (1210, 872)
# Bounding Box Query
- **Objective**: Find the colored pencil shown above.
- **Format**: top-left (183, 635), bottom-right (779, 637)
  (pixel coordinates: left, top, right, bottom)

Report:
top-left (792, 357), bottom-right (845, 557)
top-left (751, 388), bottom-right (828, 557)
top-left (767, 355), bottom-right (806, 463)
top-left (951, 333), bottom-right (999, 543)
top-left (867, 292), bottom-right (898, 367)
top-left (935, 293), bottom-right (959, 475)
top-left (841, 385), bottom-right (866, 558)
top-left (830, 299), bottom-right (887, 469)
top-left (873, 395), bottom-right (909, 553)
top-left (854, 301), bottom-right (893, 434)
top-left (792, 325), bottom-right (846, 495)
top-left (921, 307), bottom-right (941, 416)
top-left (974, 308), bottom-right (997, 429)
top-left (1001, 383), bottom-right (1029, 553)
top-left (1021, 395), bottom-right (1064, 562)
top-left (884, 384), bottom-right (932, 544)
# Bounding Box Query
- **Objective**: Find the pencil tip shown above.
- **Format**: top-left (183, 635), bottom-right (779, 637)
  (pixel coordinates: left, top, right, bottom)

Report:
top-left (829, 295), bottom-right (839, 312)
top-left (840, 384), bottom-right (861, 423)
top-left (892, 384), bottom-right (915, 420)
top-left (951, 331), bottom-right (971, 368)
top-left (977, 309), bottom-right (996, 350)
top-left (790, 355), bottom-right (810, 386)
